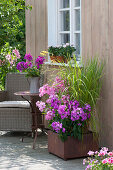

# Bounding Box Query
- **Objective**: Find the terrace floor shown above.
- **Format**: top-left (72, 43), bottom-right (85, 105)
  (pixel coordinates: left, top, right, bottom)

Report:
top-left (0, 131), bottom-right (85, 170)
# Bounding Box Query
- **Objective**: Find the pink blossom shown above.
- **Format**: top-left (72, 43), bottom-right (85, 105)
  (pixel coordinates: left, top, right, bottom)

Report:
top-left (52, 77), bottom-right (65, 93)
top-left (36, 101), bottom-right (46, 112)
top-left (12, 48), bottom-right (21, 59)
top-left (107, 157), bottom-right (113, 164)
top-left (87, 151), bottom-right (94, 156)
top-left (39, 84), bottom-right (55, 97)
top-left (102, 158), bottom-right (108, 164)
top-left (6, 54), bottom-right (11, 61)
top-left (108, 152), bottom-right (113, 156)
top-left (45, 110), bottom-right (55, 120)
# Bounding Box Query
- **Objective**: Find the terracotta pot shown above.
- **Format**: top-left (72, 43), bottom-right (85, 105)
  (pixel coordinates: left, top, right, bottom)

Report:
top-left (50, 56), bottom-right (56, 62)
top-left (50, 56), bottom-right (65, 63)
top-left (48, 130), bottom-right (98, 160)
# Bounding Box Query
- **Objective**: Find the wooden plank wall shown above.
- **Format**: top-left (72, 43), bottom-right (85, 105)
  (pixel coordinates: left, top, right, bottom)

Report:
top-left (25, 0), bottom-right (48, 62)
top-left (82, 0), bottom-right (113, 149)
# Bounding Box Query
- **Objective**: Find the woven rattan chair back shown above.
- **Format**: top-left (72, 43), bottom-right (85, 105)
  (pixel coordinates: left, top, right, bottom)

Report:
top-left (5, 73), bottom-right (29, 101)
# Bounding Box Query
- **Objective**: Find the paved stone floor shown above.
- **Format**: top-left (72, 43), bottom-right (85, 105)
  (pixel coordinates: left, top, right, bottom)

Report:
top-left (0, 131), bottom-right (85, 170)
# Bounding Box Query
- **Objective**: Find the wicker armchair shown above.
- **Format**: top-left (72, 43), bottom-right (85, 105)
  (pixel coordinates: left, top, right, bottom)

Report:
top-left (0, 73), bottom-right (32, 132)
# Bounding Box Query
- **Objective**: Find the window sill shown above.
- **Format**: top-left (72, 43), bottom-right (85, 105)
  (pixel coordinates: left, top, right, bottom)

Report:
top-left (44, 61), bottom-right (83, 68)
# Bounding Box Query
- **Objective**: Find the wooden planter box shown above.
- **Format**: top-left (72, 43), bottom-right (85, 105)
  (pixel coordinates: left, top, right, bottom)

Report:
top-left (48, 130), bottom-right (98, 160)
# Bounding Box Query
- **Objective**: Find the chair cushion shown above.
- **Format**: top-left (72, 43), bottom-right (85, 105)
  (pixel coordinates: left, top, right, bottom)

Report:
top-left (0, 101), bottom-right (30, 108)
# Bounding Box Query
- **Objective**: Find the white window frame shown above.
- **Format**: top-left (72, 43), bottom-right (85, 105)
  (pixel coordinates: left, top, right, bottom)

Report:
top-left (47, 0), bottom-right (81, 64)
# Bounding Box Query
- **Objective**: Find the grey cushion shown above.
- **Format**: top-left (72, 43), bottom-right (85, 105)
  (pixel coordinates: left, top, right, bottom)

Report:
top-left (0, 101), bottom-right (30, 108)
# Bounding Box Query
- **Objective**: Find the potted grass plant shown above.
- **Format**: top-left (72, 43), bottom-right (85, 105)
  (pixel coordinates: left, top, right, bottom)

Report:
top-left (36, 57), bottom-right (104, 160)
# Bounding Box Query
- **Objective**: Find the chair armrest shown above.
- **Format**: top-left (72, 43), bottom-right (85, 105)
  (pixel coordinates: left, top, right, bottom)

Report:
top-left (0, 91), bottom-right (7, 101)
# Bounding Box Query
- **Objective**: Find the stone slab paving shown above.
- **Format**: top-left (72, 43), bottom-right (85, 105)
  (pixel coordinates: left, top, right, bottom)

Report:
top-left (0, 132), bottom-right (85, 170)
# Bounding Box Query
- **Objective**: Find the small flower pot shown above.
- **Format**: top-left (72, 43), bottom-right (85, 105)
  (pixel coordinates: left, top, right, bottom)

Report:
top-left (48, 130), bottom-right (98, 160)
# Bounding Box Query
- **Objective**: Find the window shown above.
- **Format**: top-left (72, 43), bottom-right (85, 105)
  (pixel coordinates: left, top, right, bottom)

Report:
top-left (48, 0), bottom-right (81, 61)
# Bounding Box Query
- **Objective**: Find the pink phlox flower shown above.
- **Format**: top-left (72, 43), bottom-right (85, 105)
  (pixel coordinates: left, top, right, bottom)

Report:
top-left (87, 151), bottom-right (94, 156)
top-left (102, 158), bottom-right (108, 164)
top-left (39, 84), bottom-right (55, 97)
top-left (45, 110), bottom-right (55, 120)
top-left (98, 147), bottom-right (108, 156)
top-left (85, 164), bottom-right (92, 170)
top-left (108, 152), bottom-right (113, 157)
top-left (36, 101), bottom-right (46, 112)
top-left (107, 157), bottom-right (113, 164)
top-left (12, 48), bottom-right (21, 59)
top-left (6, 54), bottom-right (11, 61)
top-left (52, 77), bottom-right (65, 93)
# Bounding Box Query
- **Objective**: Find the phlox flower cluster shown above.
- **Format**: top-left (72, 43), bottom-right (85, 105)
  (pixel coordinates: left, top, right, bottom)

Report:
top-left (51, 122), bottom-right (65, 133)
top-left (52, 77), bottom-right (65, 93)
top-left (16, 54), bottom-right (45, 76)
top-left (39, 84), bottom-right (55, 97)
top-left (84, 147), bottom-right (113, 170)
top-left (36, 77), bottom-right (92, 138)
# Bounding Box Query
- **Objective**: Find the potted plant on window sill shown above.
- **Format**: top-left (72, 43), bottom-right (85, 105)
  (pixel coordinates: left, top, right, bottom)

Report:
top-left (16, 53), bottom-right (45, 93)
top-left (48, 44), bottom-right (76, 63)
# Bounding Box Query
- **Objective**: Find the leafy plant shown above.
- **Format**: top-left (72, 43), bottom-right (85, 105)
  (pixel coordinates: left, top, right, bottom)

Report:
top-left (48, 44), bottom-right (76, 59)
top-left (0, 0), bottom-right (32, 57)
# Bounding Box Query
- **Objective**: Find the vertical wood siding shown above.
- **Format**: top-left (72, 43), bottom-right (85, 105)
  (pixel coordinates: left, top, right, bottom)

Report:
top-left (82, 0), bottom-right (113, 149)
top-left (26, 0), bottom-right (48, 61)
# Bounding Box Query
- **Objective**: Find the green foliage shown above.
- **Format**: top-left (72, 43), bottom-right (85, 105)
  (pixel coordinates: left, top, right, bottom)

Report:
top-left (48, 45), bottom-right (76, 59)
top-left (25, 66), bottom-right (41, 78)
top-left (0, 0), bottom-right (32, 57)
top-left (58, 56), bottom-right (104, 131)
top-left (0, 43), bottom-right (22, 89)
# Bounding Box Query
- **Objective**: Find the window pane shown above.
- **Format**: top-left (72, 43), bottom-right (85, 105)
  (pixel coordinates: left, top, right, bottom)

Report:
top-left (75, 9), bottom-right (80, 31)
top-left (75, 0), bottom-right (80, 7)
top-left (61, 11), bottom-right (70, 31)
top-left (61, 34), bottom-right (70, 44)
top-left (75, 33), bottom-right (80, 55)
top-left (61, 0), bottom-right (69, 8)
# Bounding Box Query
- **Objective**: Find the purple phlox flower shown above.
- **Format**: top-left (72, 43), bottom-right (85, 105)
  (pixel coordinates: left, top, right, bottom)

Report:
top-left (36, 101), bottom-right (46, 112)
top-left (72, 100), bottom-right (79, 109)
top-left (71, 108), bottom-right (80, 121)
top-left (51, 99), bottom-right (61, 110)
top-left (58, 105), bottom-right (66, 115)
top-left (12, 48), bottom-right (21, 59)
top-left (87, 113), bottom-right (91, 119)
top-left (35, 56), bottom-right (45, 69)
top-left (62, 128), bottom-right (66, 133)
top-left (51, 122), bottom-right (62, 133)
top-left (84, 104), bottom-right (91, 112)
top-left (16, 61), bottom-right (26, 72)
top-left (71, 108), bottom-right (84, 121)
top-left (78, 123), bottom-right (82, 126)
top-left (24, 53), bottom-right (33, 61)
top-left (45, 110), bottom-right (55, 120)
